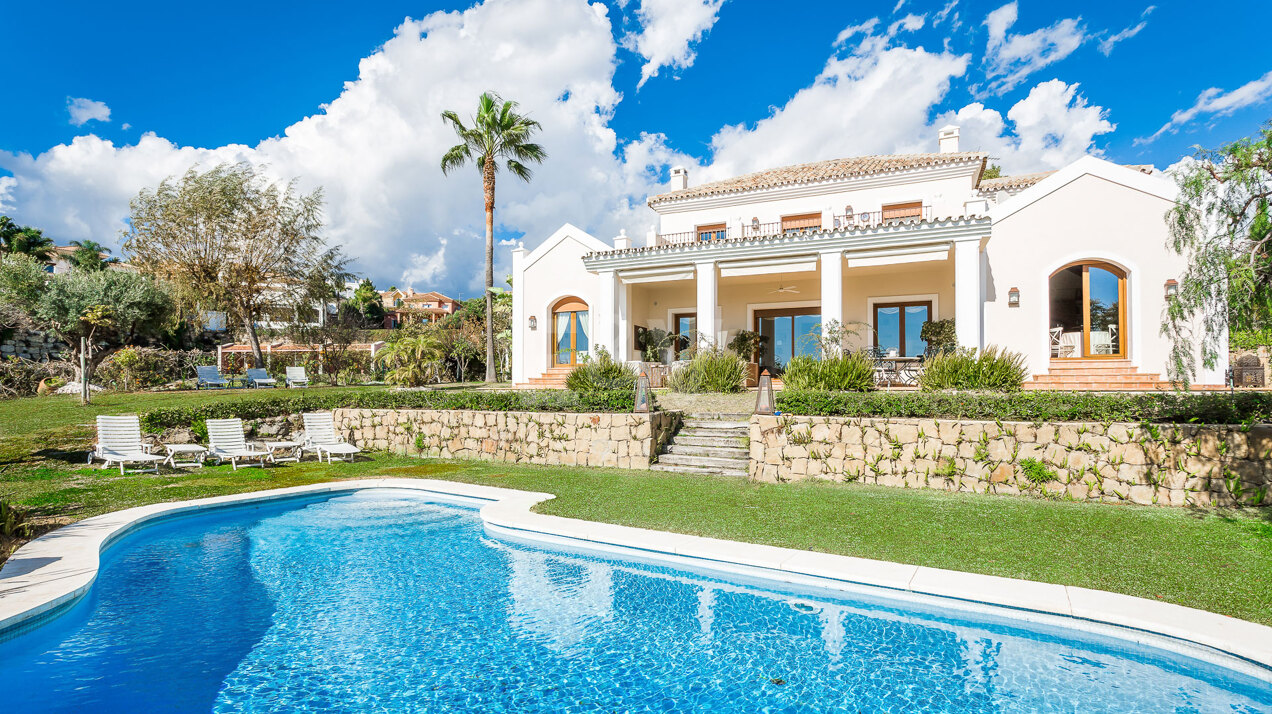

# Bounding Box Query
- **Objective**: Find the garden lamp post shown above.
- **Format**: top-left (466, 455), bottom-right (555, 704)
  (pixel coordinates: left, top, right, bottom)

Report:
top-left (755, 369), bottom-right (774, 415)
top-left (634, 372), bottom-right (651, 413)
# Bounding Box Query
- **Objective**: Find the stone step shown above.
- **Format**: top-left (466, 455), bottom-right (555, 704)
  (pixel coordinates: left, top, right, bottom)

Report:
top-left (679, 426), bottom-right (750, 440)
top-left (684, 413), bottom-right (751, 421)
top-left (650, 462), bottom-right (749, 478)
top-left (672, 435), bottom-right (748, 448)
top-left (665, 443), bottom-right (750, 459)
top-left (682, 419), bottom-right (749, 430)
top-left (656, 453), bottom-right (750, 470)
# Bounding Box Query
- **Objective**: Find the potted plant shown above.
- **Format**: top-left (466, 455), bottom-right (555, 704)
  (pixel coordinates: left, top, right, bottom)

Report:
top-left (727, 330), bottom-right (768, 387)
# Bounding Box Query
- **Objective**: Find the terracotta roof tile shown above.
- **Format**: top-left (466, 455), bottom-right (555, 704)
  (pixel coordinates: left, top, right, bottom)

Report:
top-left (648, 152), bottom-right (988, 206)
top-left (979, 164), bottom-right (1154, 193)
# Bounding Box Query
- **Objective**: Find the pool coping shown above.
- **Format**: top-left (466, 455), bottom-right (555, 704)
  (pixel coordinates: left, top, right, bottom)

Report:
top-left (2, 478), bottom-right (1270, 672)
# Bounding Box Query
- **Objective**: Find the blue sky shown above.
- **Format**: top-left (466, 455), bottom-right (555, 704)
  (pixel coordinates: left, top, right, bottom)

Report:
top-left (3, 0), bottom-right (1271, 296)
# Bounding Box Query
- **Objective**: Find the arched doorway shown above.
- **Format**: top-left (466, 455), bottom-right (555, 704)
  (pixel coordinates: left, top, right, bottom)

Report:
top-left (551, 297), bottom-right (590, 366)
top-left (1048, 261), bottom-right (1127, 359)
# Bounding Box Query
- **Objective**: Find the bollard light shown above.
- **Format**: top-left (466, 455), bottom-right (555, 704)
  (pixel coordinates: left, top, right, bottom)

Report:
top-left (634, 372), bottom-right (651, 413)
top-left (755, 369), bottom-right (775, 415)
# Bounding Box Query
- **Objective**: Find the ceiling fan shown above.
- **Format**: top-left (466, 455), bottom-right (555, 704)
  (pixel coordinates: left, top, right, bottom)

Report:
top-left (770, 273), bottom-right (800, 294)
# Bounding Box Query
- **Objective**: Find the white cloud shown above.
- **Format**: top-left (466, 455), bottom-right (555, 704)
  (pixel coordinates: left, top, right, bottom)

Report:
top-left (0, 0), bottom-right (1120, 296)
top-left (1141, 69), bottom-right (1272, 144)
top-left (1098, 5), bottom-right (1154, 56)
top-left (66, 97), bottom-right (111, 126)
top-left (622, 0), bottom-right (724, 89)
top-left (834, 14), bottom-right (925, 56)
top-left (979, 2), bottom-right (1086, 96)
top-left (3, 0), bottom-right (647, 296)
top-left (934, 0), bottom-right (959, 25)
top-left (940, 79), bottom-right (1115, 172)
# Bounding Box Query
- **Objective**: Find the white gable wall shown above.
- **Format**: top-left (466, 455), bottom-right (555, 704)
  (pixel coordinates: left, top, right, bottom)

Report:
top-left (512, 225), bottom-right (609, 382)
top-left (984, 161), bottom-right (1225, 384)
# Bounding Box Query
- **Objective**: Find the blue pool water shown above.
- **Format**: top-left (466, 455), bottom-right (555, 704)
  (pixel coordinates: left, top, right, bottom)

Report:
top-left (2, 490), bottom-right (1270, 713)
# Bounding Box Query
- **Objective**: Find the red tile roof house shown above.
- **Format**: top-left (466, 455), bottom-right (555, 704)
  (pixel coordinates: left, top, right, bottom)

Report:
top-left (510, 126), bottom-right (1225, 390)
top-left (380, 288), bottom-right (460, 328)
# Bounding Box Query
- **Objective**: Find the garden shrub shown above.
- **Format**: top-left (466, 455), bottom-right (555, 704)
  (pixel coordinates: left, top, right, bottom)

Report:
top-left (782, 353), bottom-right (874, 391)
top-left (566, 348), bottom-right (637, 392)
top-left (139, 389), bottom-right (640, 432)
top-left (95, 348), bottom-right (216, 390)
top-left (0, 357), bottom-right (76, 398)
top-left (775, 389), bottom-right (1272, 425)
top-left (919, 346), bottom-right (1028, 392)
top-left (667, 348), bottom-right (745, 393)
top-left (919, 319), bottom-right (957, 354)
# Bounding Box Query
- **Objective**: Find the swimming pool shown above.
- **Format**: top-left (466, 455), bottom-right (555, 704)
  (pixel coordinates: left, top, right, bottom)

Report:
top-left (2, 488), bottom-right (1270, 712)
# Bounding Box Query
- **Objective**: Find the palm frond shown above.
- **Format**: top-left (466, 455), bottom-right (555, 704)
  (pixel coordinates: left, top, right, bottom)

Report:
top-left (441, 144), bottom-right (473, 175)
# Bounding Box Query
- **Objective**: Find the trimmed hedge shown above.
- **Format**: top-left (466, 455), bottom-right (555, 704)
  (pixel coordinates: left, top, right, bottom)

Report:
top-left (775, 390), bottom-right (1272, 425)
top-left (140, 389), bottom-right (637, 432)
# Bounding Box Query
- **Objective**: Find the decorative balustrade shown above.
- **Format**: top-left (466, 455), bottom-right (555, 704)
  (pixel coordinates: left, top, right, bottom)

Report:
top-left (653, 205), bottom-right (935, 246)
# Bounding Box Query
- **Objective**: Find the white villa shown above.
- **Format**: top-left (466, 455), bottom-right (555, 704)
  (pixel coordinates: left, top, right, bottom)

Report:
top-left (511, 126), bottom-right (1226, 390)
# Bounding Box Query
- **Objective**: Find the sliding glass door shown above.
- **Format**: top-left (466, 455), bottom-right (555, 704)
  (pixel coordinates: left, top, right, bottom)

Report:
top-left (755, 307), bottom-right (821, 373)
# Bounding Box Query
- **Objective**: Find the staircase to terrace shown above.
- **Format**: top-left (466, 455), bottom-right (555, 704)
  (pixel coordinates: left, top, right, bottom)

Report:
top-left (651, 413), bottom-right (750, 478)
top-left (1026, 360), bottom-right (1171, 391)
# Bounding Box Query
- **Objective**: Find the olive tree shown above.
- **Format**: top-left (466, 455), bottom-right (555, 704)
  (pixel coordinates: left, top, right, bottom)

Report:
top-left (33, 269), bottom-right (173, 402)
top-left (1165, 123), bottom-right (1272, 381)
top-left (123, 163), bottom-right (345, 367)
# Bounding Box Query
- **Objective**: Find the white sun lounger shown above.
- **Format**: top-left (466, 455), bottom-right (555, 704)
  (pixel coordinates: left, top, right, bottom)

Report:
top-left (301, 411), bottom-right (361, 463)
top-left (286, 366), bottom-right (310, 388)
top-left (92, 415), bottom-right (165, 475)
top-left (207, 418), bottom-right (272, 470)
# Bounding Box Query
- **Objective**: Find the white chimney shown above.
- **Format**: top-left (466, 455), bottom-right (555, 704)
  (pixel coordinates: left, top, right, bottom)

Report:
top-left (614, 229), bottom-right (631, 250)
top-left (670, 166), bottom-right (689, 190)
top-left (938, 125), bottom-right (960, 153)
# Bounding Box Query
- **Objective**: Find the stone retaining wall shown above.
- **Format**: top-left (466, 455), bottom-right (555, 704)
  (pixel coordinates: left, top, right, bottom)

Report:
top-left (750, 416), bottom-right (1271, 507)
top-left (149, 414), bottom-right (301, 445)
top-left (1, 329), bottom-right (64, 361)
top-left (332, 408), bottom-right (681, 470)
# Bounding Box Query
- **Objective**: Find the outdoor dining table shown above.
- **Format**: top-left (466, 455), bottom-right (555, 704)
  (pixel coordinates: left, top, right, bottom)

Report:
top-left (876, 356), bottom-right (923, 386)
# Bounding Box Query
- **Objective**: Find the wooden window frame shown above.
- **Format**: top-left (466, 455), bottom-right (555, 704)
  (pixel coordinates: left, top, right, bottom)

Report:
top-left (871, 300), bottom-right (933, 357)
top-left (696, 222), bottom-right (727, 242)
top-left (672, 311), bottom-right (697, 359)
top-left (881, 201), bottom-right (924, 222)
top-left (781, 212), bottom-right (822, 234)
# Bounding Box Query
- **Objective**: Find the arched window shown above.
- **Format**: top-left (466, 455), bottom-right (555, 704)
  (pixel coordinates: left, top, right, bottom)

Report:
top-left (1048, 262), bottom-right (1126, 359)
top-left (551, 297), bottom-right (590, 366)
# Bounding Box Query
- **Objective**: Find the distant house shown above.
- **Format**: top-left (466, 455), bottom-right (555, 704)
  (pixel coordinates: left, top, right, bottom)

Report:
top-left (380, 288), bottom-right (460, 328)
top-left (45, 245), bottom-right (133, 275)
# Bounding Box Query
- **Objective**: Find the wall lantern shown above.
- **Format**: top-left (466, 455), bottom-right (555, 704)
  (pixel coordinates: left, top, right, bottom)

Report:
top-left (751, 217), bottom-right (760, 231)
top-left (754, 369), bottom-right (775, 415)
top-left (528, 315), bottom-right (538, 330)
top-left (634, 372), bottom-right (651, 413)
top-left (1164, 279), bottom-right (1179, 299)
top-left (1007, 287), bottom-right (1020, 307)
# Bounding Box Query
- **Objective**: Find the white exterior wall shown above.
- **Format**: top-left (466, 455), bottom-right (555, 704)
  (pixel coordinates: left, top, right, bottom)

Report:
top-left (512, 225), bottom-right (610, 382)
top-left (984, 170), bottom-right (1224, 384)
top-left (653, 169), bottom-right (980, 238)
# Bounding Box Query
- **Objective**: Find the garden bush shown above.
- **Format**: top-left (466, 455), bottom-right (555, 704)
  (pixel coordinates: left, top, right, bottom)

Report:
top-left (919, 346), bottom-right (1028, 392)
top-left (775, 389), bottom-right (1272, 425)
top-left (918, 319), bottom-right (957, 354)
top-left (0, 357), bottom-right (76, 398)
top-left (566, 348), bottom-right (637, 392)
top-left (95, 348), bottom-right (216, 390)
top-left (667, 348), bottom-right (745, 393)
top-left (138, 388), bottom-right (640, 432)
top-left (782, 353), bottom-right (874, 391)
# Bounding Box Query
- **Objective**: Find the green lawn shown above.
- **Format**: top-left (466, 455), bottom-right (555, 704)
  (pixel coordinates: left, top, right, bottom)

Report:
top-left (1, 390), bottom-right (1269, 626)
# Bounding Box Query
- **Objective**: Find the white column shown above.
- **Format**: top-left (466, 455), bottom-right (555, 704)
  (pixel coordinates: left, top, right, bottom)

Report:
top-left (954, 239), bottom-right (983, 350)
top-left (820, 250), bottom-right (844, 336)
top-left (510, 245), bottom-right (527, 384)
top-left (595, 269), bottom-right (618, 357)
top-left (617, 282), bottom-right (631, 361)
top-left (695, 261), bottom-right (718, 348)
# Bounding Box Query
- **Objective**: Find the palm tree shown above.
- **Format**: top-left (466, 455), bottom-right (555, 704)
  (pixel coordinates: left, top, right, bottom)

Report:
top-left (68, 239), bottom-right (114, 272)
top-left (0, 216), bottom-right (55, 262)
top-left (441, 92), bottom-right (546, 383)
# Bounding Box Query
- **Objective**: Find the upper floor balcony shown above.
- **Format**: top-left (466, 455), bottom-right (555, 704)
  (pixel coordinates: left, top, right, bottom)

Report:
top-left (653, 203), bottom-right (935, 247)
